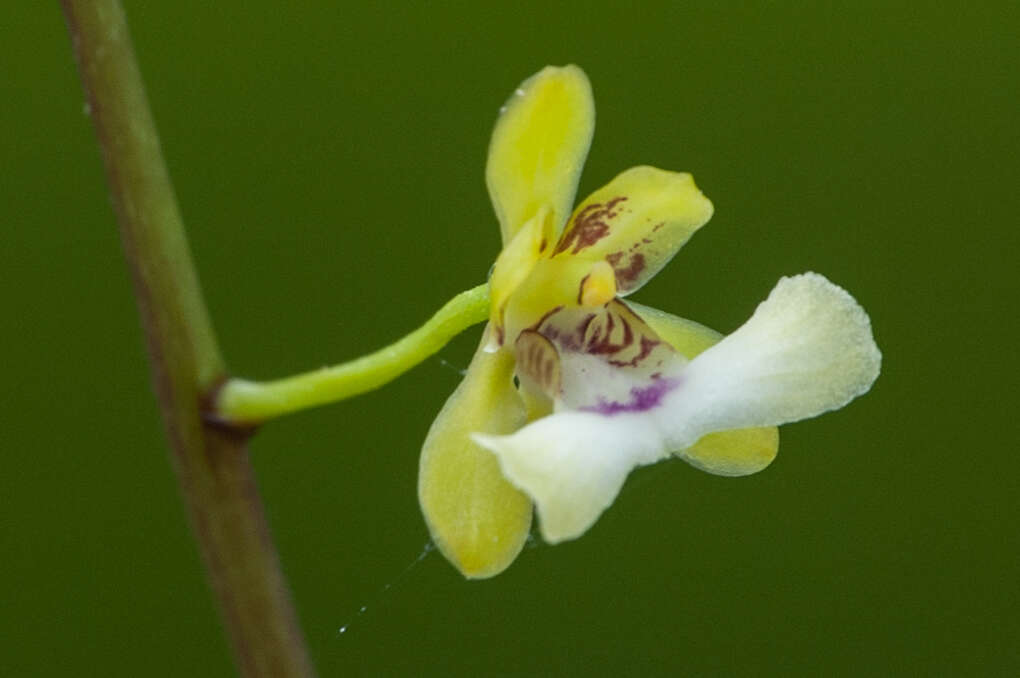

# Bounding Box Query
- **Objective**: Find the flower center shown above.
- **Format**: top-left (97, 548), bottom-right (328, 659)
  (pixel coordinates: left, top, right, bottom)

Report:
top-left (579, 260), bottom-right (616, 307)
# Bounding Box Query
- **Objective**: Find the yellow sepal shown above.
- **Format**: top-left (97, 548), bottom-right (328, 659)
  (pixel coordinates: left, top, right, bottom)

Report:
top-left (487, 65), bottom-right (595, 245)
top-left (628, 301), bottom-right (779, 476)
top-left (418, 327), bottom-right (533, 578)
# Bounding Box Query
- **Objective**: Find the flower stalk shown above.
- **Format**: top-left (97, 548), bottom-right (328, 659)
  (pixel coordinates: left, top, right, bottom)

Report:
top-left (215, 284), bottom-right (490, 425)
top-left (61, 1), bottom-right (314, 675)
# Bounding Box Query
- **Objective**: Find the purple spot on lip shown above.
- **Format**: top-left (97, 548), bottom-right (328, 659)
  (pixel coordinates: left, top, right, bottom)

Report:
top-left (581, 377), bottom-right (680, 416)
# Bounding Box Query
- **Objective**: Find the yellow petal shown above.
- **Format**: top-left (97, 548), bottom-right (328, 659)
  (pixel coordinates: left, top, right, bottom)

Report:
top-left (554, 166), bottom-right (714, 295)
top-left (488, 207), bottom-right (555, 341)
top-left (418, 327), bottom-right (533, 578)
top-left (627, 301), bottom-right (779, 476)
top-left (487, 65), bottom-right (595, 245)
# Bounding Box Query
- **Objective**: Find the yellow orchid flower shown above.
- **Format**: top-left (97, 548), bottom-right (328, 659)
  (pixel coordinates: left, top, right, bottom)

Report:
top-left (418, 65), bottom-right (881, 579)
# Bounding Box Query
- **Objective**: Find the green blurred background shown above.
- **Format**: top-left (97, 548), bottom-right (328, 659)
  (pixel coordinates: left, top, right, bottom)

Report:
top-left (4, 2), bottom-right (1017, 675)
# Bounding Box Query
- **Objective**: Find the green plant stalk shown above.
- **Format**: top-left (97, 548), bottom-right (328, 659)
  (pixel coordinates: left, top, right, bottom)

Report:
top-left (60, 2), bottom-right (314, 676)
top-left (217, 284), bottom-right (490, 424)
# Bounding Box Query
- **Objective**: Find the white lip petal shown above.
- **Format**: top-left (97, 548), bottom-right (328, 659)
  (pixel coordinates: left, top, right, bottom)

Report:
top-left (473, 411), bottom-right (665, 543)
top-left (659, 272), bottom-right (881, 450)
top-left (475, 272), bottom-right (880, 544)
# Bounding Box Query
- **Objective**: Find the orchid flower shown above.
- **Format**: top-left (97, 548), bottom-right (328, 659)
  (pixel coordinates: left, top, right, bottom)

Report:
top-left (417, 65), bottom-right (881, 579)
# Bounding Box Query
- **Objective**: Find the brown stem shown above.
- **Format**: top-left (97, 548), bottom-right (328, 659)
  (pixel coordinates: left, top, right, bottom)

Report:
top-left (60, 2), bottom-right (315, 675)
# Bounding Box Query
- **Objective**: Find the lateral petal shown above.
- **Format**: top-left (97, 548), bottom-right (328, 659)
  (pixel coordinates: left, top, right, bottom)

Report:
top-left (487, 65), bottom-right (595, 245)
top-left (418, 328), bottom-right (532, 578)
top-left (553, 166), bottom-right (713, 294)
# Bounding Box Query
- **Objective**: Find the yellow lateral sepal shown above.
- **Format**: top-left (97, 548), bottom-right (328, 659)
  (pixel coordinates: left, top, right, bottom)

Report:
top-left (418, 327), bottom-right (533, 578)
